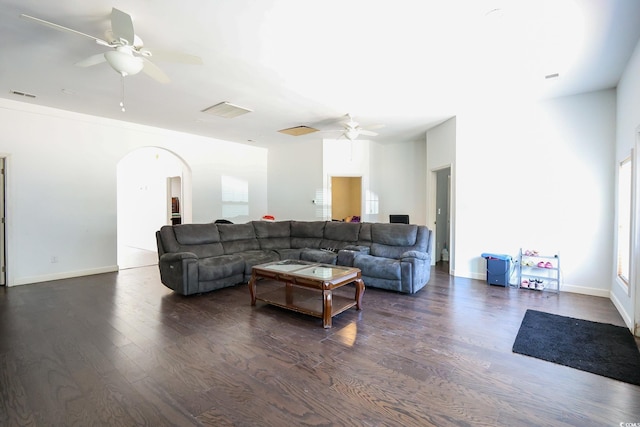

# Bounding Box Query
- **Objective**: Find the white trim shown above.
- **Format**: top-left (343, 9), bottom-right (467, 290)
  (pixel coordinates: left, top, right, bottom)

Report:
top-left (561, 283), bottom-right (610, 298)
top-left (611, 288), bottom-right (635, 332)
top-left (634, 128), bottom-right (640, 335)
top-left (615, 275), bottom-right (630, 295)
top-left (452, 269), bottom-right (484, 281)
top-left (11, 265), bottom-right (118, 287)
top-left (429, 163), bottom-right (454, 273)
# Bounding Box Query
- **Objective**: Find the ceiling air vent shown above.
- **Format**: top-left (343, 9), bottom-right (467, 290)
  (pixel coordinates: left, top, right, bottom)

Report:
top-left (10, 90), bottom-right (36, 98)
top-left (278, 126), bottom-right (319, 136)
top-left (201, 101), bottom-right (252, 118)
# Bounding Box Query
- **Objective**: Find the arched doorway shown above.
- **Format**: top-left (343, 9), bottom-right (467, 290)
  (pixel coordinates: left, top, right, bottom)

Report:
top-left (117, 147), bottom-right (191, 269)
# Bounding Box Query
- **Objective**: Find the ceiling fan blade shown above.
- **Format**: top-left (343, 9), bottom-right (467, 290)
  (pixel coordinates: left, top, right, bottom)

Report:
top-left (20, 13), bottom-right (107, 44)
top-left (148, 50), bottom-right (203, 65)
top-left (141, 58), bottom-right (170, 83)
top-left (359, 129), bottom-right (378, 137)
top-left (110, 8), bottom-right (135, 45)
top-left (75, 53), bottom-right (107, 67)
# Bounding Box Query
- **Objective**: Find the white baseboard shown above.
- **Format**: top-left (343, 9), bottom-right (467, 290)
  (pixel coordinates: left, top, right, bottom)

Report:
top-left (452, 271), bottom-right (614, 298)
top-left (10, 265), bottom-right (119, 287)
top-left (451, 269), bottom-right (485, 281)
top-left (559, 283), bottom-right (610, 298)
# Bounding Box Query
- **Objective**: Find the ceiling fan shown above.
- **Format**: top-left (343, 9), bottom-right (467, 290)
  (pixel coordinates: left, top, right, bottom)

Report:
top-left (337, 114), bottom-right (381, 141)
top-left (20, 7), bottom-right (203, 84)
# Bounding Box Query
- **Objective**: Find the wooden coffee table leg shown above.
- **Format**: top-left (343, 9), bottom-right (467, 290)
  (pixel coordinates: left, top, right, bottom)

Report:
top-left (323, 290), bottom-right (332, 328)
top-left (249, 273), bottom-right (257, 306)
top-left (285, 282), bottom-right (293, 305)
top-left (354, 278), bottom-right (365, 310)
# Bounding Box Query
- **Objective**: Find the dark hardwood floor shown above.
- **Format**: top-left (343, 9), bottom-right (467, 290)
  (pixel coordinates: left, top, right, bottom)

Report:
top-left (1, 262), bottom-right (639, 426)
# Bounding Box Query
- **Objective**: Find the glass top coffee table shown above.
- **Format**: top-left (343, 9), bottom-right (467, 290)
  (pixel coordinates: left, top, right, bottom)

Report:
top-left (248, 259), bottom-right (365, 328)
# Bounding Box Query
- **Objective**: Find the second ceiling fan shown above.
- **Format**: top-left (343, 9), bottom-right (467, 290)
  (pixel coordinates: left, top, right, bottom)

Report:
top-left (279, 114), bottom-right (382, 141)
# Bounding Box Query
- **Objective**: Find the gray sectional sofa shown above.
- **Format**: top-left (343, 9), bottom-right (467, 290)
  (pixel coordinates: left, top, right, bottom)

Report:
top-left (156, 220), bottom-right (432, 296)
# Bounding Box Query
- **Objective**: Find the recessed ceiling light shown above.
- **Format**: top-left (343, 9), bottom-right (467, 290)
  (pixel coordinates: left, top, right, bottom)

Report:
top-left (202, 101), bottom-right (252, 118)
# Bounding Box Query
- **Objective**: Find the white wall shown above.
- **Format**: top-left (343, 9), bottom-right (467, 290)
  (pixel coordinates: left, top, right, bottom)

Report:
top-left (454, 89), bottom-right (616, 296)
top-left (369, 139), bottom-right (427, 225)
top-left (0, 99), bottom-right (267, 286)
top-left (266, 137), bottom-right (428, 225)
top-left (613, 38), bottom-right (640, 331)
top-left (426, 117), bottom-right (456, 266)
top-left (266, 139), bottom-right (324, 221)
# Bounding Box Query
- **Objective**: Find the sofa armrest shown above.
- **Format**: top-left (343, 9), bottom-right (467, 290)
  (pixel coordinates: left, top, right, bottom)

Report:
top-left (337, 249), bottom-right (360, 267)
top-left (158, 252), bottom-right (199, 295)
top-left (160, 252), bottom-right (198, 262)
top-left (401, 250), bottom-right (429, 261)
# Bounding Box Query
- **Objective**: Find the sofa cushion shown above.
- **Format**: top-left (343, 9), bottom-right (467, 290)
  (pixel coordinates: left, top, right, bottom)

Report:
top-left (218, 223), bottom-right (260, 254)
top-left (274, 248), bottom-right (303, 260)
top-left (237, 250), bottom-right (280, 275)
top-left (320, 222), bottom-right (360, 249)
top-left (300, 249), bottom-right (338, 265)
top-left (370, 223), bottom-right (422, 259)
top-left (357, 222), bottom-right (372, 245)
top-left (159, 225), bottom-right (224, 259)
top-left (324, 221), bottom-right (360, 241)
top-left (252, 221), bottom-right (291, 250)
top-left (174, 223), bottom-right (221, 244)
top-left (353, 255), bottom-right (401, 280)
top-left (198, 255), bottom-right (245, 281)
top-left (291, 221), bottom-right (325, 249)
top-left (371, 223), bottom-right (418, 246)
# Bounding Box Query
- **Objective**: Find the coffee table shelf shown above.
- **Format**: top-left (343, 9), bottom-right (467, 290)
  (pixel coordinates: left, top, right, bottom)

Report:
top-left (256, 284), bottom-right (358, 319)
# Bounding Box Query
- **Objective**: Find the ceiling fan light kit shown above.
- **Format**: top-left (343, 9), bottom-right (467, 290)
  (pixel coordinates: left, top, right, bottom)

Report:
top-left (105, 49), bottom-right (144, 76)
top-left (345, 129), bottom-right (360, 141)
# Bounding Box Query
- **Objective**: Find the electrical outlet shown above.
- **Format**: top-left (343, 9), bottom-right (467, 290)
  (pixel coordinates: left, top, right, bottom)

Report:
top-left (51, 256), bottom-right (58, 263)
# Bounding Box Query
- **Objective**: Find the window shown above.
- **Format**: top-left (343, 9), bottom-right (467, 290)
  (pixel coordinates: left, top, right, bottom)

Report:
top-left (365, 190), bottom-right (379, 215)
top-left (221, 175), bottom-right (249, 218)
top-left (616, 154), bottom-right (633, 286)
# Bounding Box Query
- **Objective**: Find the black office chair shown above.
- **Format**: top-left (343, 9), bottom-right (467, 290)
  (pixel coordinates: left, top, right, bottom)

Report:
top-left (389, 215), bottom-right (409, 224)
top-left (214, 219), bottom-right (233, 224)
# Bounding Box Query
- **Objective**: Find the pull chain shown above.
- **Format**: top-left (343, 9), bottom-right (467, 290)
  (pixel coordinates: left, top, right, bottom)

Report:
top-left (120, 75), bottom-right (126, 112)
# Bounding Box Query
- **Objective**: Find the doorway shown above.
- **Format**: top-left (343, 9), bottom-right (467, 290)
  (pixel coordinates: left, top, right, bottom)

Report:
top-left (116, 147), bottom-right (191, 269)
top-left (331, 176), bottom-right (362, 221)
top-left (435, 167), bottom-right (451, 272)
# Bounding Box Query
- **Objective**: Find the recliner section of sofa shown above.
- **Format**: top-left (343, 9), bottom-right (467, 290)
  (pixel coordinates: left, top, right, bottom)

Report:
top-left (156, 220), bottom-right (432, 296)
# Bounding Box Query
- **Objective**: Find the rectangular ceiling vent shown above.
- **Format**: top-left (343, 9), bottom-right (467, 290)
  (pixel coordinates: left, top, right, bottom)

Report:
top-left (202, 101), bottom-right (252, 118)
top-left (278, 125), bottom-right (319, 136)
top-left (10, 90), bottom-right (36, 98)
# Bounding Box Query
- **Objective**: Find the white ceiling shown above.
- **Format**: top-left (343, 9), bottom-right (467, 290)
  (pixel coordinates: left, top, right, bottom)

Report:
top-left (2, 0), bottom-right (640, 146)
